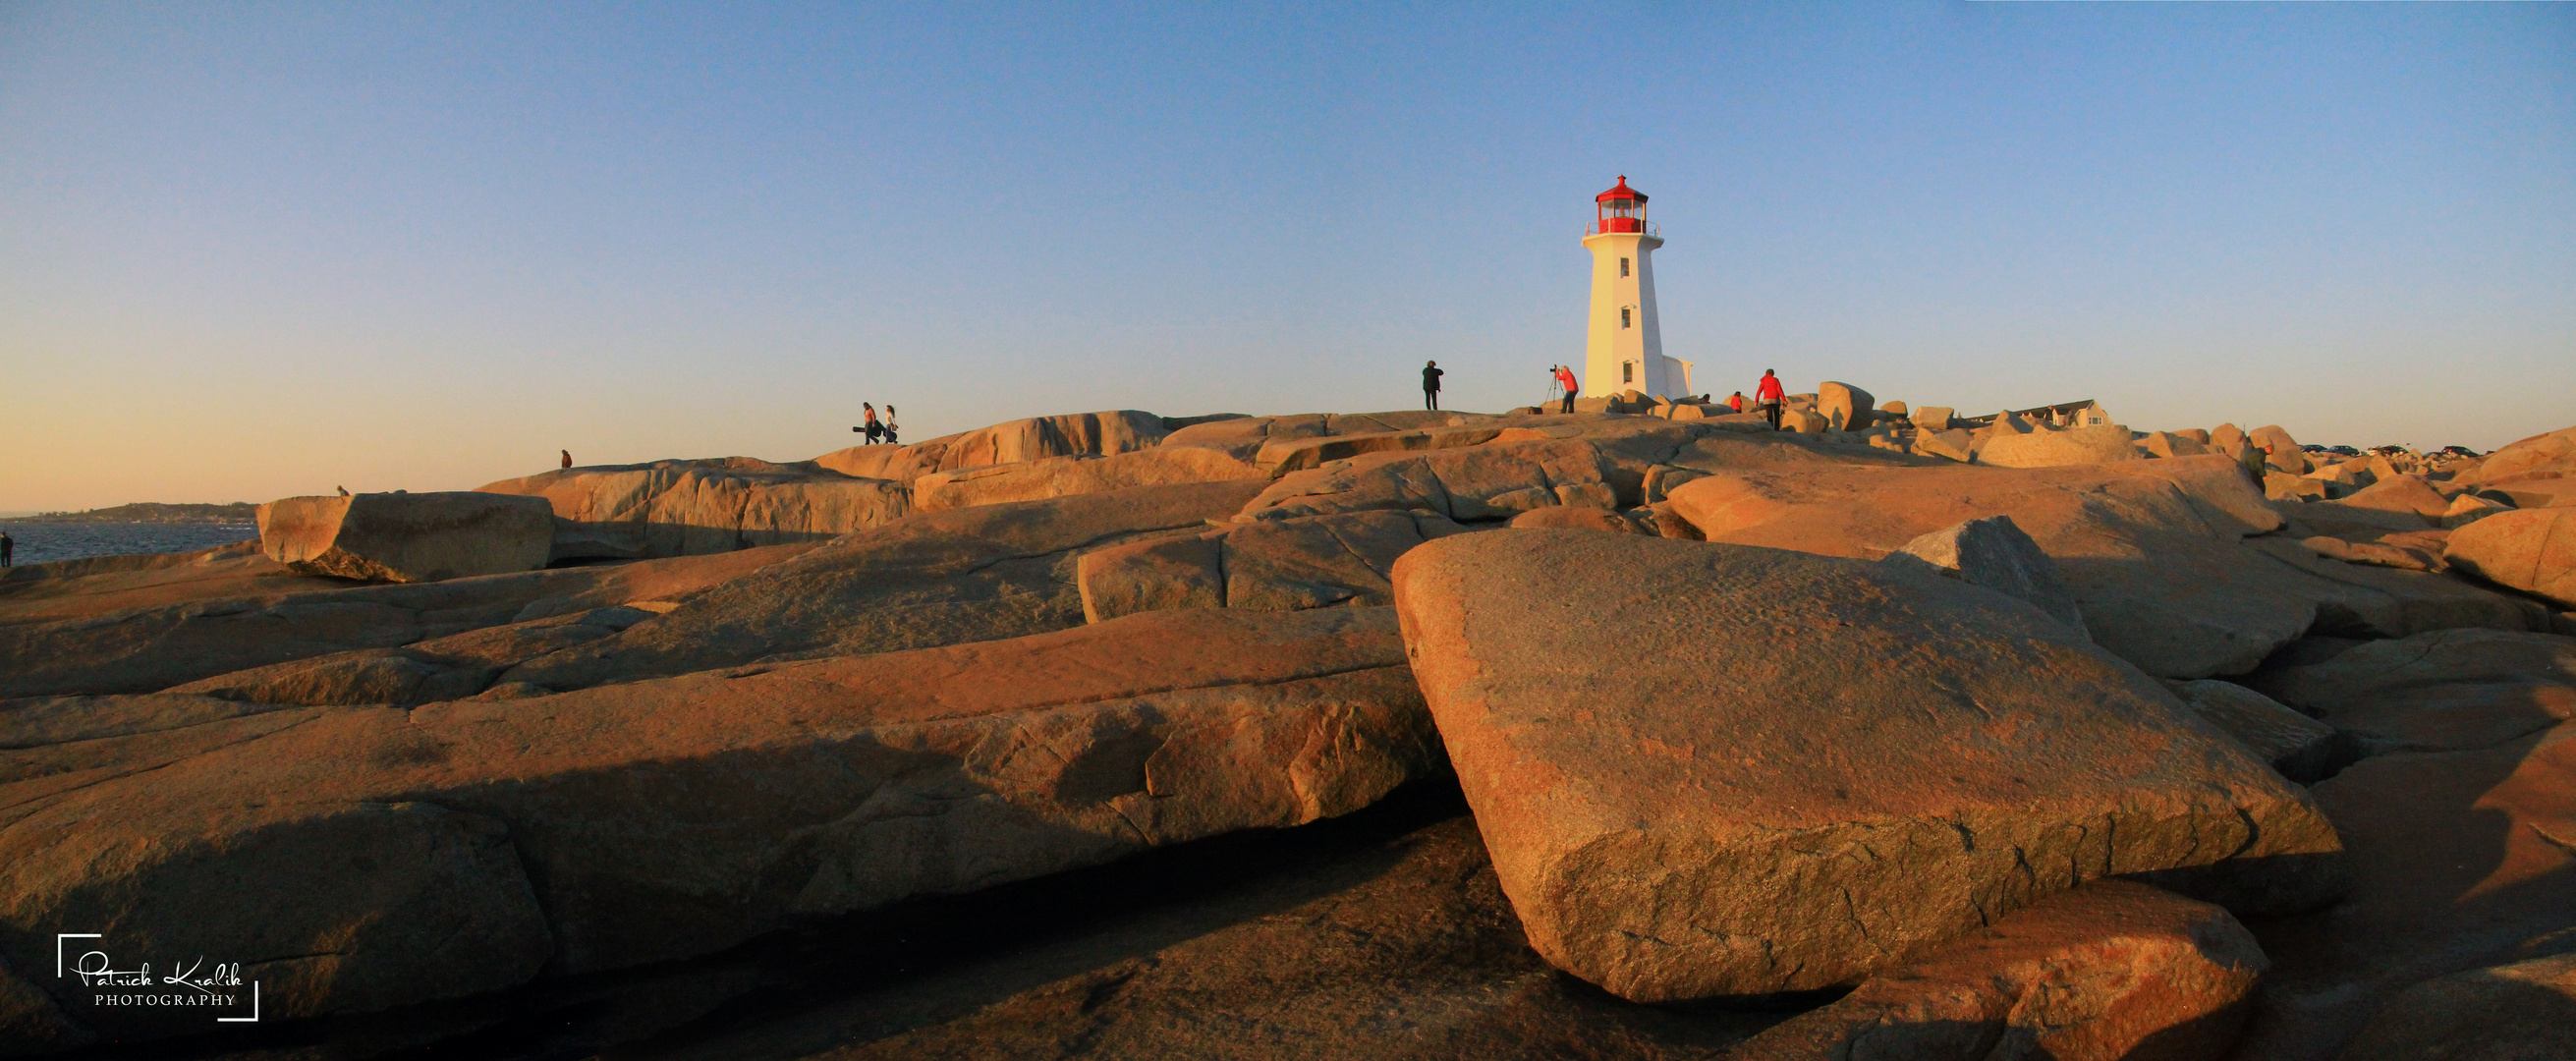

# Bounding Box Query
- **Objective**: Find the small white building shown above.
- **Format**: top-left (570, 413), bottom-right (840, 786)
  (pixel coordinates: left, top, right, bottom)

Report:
top-left (1581, 177), bottom-right (1693, 399)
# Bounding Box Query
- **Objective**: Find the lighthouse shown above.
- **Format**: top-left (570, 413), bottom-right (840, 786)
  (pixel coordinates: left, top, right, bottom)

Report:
top-left (1581, 177), bottom-right (1692, 399)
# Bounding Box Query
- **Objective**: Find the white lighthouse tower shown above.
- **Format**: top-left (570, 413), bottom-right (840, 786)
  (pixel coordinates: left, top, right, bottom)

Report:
top-left (1581, 177), bottom-right (1692, 399)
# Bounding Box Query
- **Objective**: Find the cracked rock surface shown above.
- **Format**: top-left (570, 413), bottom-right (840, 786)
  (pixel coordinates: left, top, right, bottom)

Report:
top-left (0, 607), bottom-right (1439, 1037)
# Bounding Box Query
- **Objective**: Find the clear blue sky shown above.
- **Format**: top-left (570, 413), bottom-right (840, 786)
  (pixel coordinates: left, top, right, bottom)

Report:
top-left (4, 2), bottom-right (2570, 510)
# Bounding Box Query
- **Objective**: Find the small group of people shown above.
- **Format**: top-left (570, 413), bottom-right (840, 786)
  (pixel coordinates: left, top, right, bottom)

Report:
top-left (1428, 361), bottom-right (1799, 428)
top-left (855, 403), bottom-right (901, 445)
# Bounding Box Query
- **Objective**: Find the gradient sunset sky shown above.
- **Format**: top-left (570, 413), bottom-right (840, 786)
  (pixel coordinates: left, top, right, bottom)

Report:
top-left (4, 2), bottom-right (2570, 512)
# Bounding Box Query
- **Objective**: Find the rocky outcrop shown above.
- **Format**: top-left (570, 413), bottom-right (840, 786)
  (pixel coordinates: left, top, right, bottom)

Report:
top-left (2445, 508), bottom-right (2576, 608)
top-left (811, 410), bottom-right (1171, 482)
top-left (2245, 629), bottom-right (2576, 758)
top-left (0, 607), bottom-right (1439, 1043)
top-left (2456, 424), bottom-right (2576, 487)
top-left (1976, 422), bottom-right (2138, 469)
top-left (1665, 457), bottom-right (2292, 677)
top-left (1662, 457), bottom-right (2539, 679)
top-left (477, 457), bottom-right (910, 561)
top-left (0, 541), bottom-right (814, 698)
top-left (258, 491), bottom-right (553, 582)
top-left (159, 603), bottom-right (672, 706)
top-left (2233, 721), bottom-right (2576, 1058)
top-left (1724, 881), bottom-right (2265, 1060)
top-left (499, 480), bottom-right (1265, 692)
top-left (1076, 510), bottom-right (1462, 623)
top-left (1239, 439), bottom-right (1619, 523)
top-left (912, 447), bottom-right (1263, 512)
top-left (1391, 530), bottom-right (2345, 1002)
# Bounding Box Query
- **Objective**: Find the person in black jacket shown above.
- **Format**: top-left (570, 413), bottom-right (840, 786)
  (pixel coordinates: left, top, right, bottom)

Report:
top-left (1423, 361), bottom-right (1445, 411)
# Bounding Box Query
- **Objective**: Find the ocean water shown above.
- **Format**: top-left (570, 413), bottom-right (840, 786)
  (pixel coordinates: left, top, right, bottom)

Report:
top-left (0, 522), bottom-right (258, 568)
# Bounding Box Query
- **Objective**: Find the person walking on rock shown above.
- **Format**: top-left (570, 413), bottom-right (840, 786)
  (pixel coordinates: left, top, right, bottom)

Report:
top-left (1, 530), bottom-right (12, 568)
top-left (882, 406), bottom-right (900, 446)
top-left (1756, 369), bottom-right (1785, 430)
top-left (1423, 361), bottom-right (1445, 411)
top-left (1552, 364), bottom-right (1579, 414)
top-left (859, 403), bottom-right (882, 444)
top-left (561, 449), bottom-right (572, 470)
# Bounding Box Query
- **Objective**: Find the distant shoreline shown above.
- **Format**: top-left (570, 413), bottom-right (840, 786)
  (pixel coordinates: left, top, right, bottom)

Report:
top-left (8, 502), bottom-right (258, 525)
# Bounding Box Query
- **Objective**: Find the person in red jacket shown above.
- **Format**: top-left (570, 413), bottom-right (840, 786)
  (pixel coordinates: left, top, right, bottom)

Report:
top-left (1552, 364), bottom-right (1579, 414)
top-left (1756, 369), bottom-right (1785, 430)
top-left (1726, 391), bottom-right (1746, 413)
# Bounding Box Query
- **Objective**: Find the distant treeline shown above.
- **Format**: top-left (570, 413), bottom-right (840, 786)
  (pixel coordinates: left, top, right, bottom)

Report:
top-left (28, 502), bottom-right (259, 524)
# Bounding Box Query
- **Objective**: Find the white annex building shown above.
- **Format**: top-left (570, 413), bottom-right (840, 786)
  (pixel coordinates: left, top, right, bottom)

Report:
top-left (1581, 177), bottom-right (1694, 399)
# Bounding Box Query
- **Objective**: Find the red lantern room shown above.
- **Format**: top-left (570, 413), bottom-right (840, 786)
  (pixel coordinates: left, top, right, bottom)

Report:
top-left (1595, 176), bottom-right (1649, 234)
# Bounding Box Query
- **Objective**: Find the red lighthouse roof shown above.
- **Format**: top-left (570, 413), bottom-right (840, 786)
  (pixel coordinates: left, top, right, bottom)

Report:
top-left (1596, 176), bottom-right (1647, 204)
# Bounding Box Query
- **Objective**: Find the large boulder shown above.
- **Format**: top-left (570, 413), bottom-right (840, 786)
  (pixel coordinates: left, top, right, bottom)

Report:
top-left (0, 607), bottom-right (1439, 1044)
top-left (1877, 515), bottom-right (2085, 633)
top-left (2338, 474), bottom-right (2449, 521)
top-left (257, 492), bottom-right (553, 582)
top-left (2445, 508), bottom-right (2576, 608)
top-left (1724, 881), bottom-right (2265, 1060)
top-left (477, 458), bottom-right (909, 560)
top-left (912, 447), bottom-right (1264, 512)
top-left (1818, 381), bottom-right (1875, 432)
top-left (499, 480), bottom-right (1265, 692)
top-left (2340, 952), bottom-right (2576, 1060)
top-left (1390, 530), bottom-right (2345, 1002)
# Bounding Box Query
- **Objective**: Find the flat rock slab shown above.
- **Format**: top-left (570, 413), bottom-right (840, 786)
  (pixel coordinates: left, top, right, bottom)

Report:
top-left (0, 607), bottom-right (1439, 1044)
top-left (1391, 530), bottom-right (2345, 1002)
top-left (1725, 880), bottom-right (2265, 1060)
top-left (2247, 629), bottom-right (2576, 757)
top-left (258, 491), bottom-right (554, 583)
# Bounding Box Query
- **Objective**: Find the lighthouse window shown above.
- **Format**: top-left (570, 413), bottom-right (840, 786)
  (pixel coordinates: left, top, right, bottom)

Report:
top-left (1623, 362), bottom-right (1635, 383)
top-left (1621, 307), bottom-right (1632, 328)
top-left (1620, 257), bottom-right (1630, 277)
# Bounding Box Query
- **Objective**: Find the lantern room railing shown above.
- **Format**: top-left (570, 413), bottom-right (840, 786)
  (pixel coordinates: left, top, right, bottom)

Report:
top-left (1586, 220), bottom-right (1661, 238)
